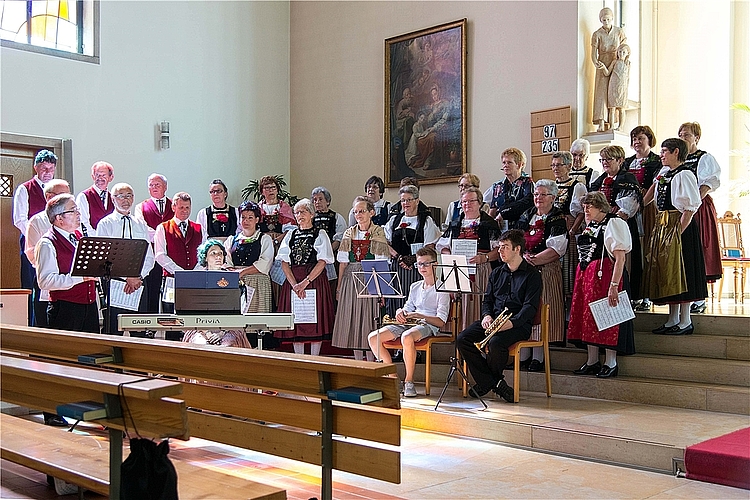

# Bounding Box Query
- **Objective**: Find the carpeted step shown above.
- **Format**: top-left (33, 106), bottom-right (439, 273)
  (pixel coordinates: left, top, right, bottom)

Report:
top-left (685, 426), bottom-right (750, 490)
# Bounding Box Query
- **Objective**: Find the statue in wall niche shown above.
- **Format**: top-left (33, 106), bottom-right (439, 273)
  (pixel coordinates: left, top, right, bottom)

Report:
top-left (591, 7), bottom-right (627, 132)
top-left (602, 43), bottom-right (631, 131)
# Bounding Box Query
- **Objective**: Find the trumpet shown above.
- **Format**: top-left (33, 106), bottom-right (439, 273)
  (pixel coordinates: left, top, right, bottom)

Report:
top-left (381, 314), bottom-right (426, 327)
top-left (474, 307), bottom-right (512, 352)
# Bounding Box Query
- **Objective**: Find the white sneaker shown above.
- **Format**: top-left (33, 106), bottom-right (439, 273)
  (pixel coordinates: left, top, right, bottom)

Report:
top-left (403, 381), bottom-right (417, 397)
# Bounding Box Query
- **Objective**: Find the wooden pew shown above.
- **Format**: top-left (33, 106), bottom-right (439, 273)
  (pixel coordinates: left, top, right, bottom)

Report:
top-left (0, 324), bottom-right (401, 500)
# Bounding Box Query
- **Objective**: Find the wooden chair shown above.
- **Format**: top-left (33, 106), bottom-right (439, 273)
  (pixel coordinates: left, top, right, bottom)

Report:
top-left (507, 304), bottom-right (552, 403)
top-left (716, 211), bottom-right (750, 303)
top-left (383, 301), bottom-right (457, 395)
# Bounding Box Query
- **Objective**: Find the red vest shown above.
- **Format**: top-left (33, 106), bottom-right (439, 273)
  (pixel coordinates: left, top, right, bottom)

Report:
top-left (162, 219), bottom-right (201, 276)
top-left (46, 229), bottom-right (97, 304)
top-left (83, 186), bottom-right (114, 229)
top-left (23, 178), bottom-right (46, 218)
top-left (140, 198), bottom-right (174, 229)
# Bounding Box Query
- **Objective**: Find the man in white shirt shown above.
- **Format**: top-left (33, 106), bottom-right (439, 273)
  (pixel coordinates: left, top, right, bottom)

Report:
top-left (134, 173), bottom-right (173, 313)
top-left (13, 149), bottom-right (57, 325)
top-left (76, 161), bottom-right (115, 232)
top-left (96, 183), bottom-right (156, 335)
top-left (24, 179), bottom-right (70, 326)
top-left (154, 192), bottom-right (206, 337)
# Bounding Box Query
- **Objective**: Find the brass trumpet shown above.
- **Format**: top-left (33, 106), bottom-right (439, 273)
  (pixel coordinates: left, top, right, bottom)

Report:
top-left (474, 307), bottom-right (512, 352)
top-left (382, 314), bottom-right (426, 327)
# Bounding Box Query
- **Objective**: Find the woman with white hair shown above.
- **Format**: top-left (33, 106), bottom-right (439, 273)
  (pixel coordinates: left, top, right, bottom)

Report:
top-left (569, 138), bottom-right (599, 188)
top-left (275, 198), bottom-right (335, 355)
top-left (516, 179), bottom-right (568, 371)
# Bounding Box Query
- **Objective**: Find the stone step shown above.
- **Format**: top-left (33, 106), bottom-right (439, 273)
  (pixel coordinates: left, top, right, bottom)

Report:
top-left (550, 348), bottom-right (749, 387)
top-left (634, 312), bottom-right (750, 337)
top-left (402, 361), bottom-right (750, 415)
top-left (633, 332), bottom-right (750, 360)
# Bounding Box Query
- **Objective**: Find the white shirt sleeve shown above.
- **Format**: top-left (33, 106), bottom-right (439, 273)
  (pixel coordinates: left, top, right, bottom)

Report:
top-left (570, 183), bottom-right (588, 217)
top-left (384, 215), bottom-right (397, 242)
top-left (696, 153), bottom-right (721, 191)
top-left (435, 235), bottom-right (452, 254)
top-left (546, 234), bottom-right (568, 257)
top-left (12, 183), bottom-right (30, 233)
top-left (196, 207), bottom-right (208, 235)
top-left (348, 208), bottom-right (356, 226)
top-left (36, 235), bottom-right (86, 291)
top-left (615, 192), bottom-right (640, 218)
top-left (24, 215), bottom-right (48, 266)
top-left (334, 213), bottom-right (347, 242)
top-left (483, 184), bottom-right (496, 204)
top-left (671, 170), bottom-right (702, 213)
top-left (604, 217), bottom-right (633, 255)
top-left (314, 229), bottom-right (335, 264)
top-left (422, 216), bottom-right (442, 245)
top-left (276, 229), bottom-right (293, 263)
top-left (255, 234), bottom-right (275, 274)
top-left (153, 223), bottom-right (184, 274)
top-left (76, 191), bottom-right (92, 232)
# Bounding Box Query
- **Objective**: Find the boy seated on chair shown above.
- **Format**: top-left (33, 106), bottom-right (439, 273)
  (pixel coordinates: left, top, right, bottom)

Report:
top-left (368, 246), bottom-right (450, 397)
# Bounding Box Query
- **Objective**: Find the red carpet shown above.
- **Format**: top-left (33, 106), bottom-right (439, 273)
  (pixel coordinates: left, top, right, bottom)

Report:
top-left (684, 427), bottom-right (750, 490)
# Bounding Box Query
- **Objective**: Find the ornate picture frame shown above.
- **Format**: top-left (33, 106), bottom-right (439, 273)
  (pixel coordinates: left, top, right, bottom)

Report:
top-left (384, 19), bottom-right (467, 187)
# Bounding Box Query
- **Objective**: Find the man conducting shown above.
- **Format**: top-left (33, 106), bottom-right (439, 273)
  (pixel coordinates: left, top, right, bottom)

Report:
top-left (457, 229), bottom-right (542, 402)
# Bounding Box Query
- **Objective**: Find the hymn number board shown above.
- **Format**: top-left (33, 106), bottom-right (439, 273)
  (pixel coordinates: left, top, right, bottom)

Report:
top-left (530, 106), bottom-right (571, 181)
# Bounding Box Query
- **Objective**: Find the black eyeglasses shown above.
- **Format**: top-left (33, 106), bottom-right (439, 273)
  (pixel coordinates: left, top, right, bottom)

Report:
top-left (59, 209), bottom-right (80, 216)
top-left (415, 260), bottom-right (437, 268)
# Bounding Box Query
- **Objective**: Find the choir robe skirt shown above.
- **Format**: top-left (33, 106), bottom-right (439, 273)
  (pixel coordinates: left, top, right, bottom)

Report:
top-left (331, 262), bottom-right (378, 350)
top-left (275, 264), bottom-right (334, 342)
top-left (568, 258), bottom-right (635, 355)
top-left (530, 260), bottom-right (565, 344)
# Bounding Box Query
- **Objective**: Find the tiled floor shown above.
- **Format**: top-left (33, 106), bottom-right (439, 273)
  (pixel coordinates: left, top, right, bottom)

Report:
top-left (2, 417), bottom-right (748, 499)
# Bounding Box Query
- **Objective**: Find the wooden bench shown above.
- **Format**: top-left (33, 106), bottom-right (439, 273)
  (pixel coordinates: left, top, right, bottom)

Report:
top-left (0, 323), bottom-right (402, 500)
top-left (1, 414), bottom-right (286, 499)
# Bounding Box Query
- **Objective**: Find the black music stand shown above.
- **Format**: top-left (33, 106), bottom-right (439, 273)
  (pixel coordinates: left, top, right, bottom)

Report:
top-left (353, 260), bottom-right (404, 362)
top-left (433, 258), bottom-right (487, 411)
top-left (71, 237), bottom-right (148, 334)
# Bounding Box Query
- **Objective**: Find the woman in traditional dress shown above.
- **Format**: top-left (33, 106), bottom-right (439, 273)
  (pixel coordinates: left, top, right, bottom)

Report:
top-left (568, 192), bottom-right (634, 378)
top-left (569, 138), bottom-right (599, 188)
top-left (517, 179), bottom-right (568, 371)
top-left (444, 173), bottom-right (489, 229)
top-left (623, 125), bottom-right (661, 311)
top-left (275, 199), bottom-right (335, 355)
top-left (182, 239), bottom-right (252, 348)
top-left (551, 151), bottom-right (587, 305)
top-left (196, 179), bottom-right (238, 240)
top-left (257, 175), bottom-right (297, 304)
top-left (436, 187), bottom-right (500, 331)
top-left (643, 138), bottom-right (707, 335)
top-left (311, 186), bottom-right (347, 301)
top-left (332, 196), bottom-right (390, 360)
top-left (484, 148), bottom-right (534, 230)
top-left (348, 176), bottom-right (390, 227)
top-left (385, 185), bottom-right (441, 317)
top-left (224, 201), bottom-right (274, 314)
top-left (590, 145), bottom-right (643, 303)
top-left (678, 122), bottom-right (722, 313)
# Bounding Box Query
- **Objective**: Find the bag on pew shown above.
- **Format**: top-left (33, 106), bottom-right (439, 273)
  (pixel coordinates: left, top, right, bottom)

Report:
top-left (121, 438), bottom-right (178, 500)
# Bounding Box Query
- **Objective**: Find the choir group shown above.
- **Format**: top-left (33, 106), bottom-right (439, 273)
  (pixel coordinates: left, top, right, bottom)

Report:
top-left (14, 122), bottom-right (721, 403)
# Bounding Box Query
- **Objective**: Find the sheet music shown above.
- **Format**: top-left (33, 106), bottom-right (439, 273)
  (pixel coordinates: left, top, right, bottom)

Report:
top-left (437, 254), bottom-right (472, 292)
top-left (451, 239), bottom-right (478, 274)
top-left (291, 289), bottom-right (317, 324)
top-left (110, 279), bottom-right (143, 311)
top-left (163, 276), bottom-right (175, 303)
top-left (588, 291), bottom-right (635, 331)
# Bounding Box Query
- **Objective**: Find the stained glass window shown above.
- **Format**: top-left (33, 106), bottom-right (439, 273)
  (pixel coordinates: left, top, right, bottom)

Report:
top-left (1, 1), bottom-right (87, 55)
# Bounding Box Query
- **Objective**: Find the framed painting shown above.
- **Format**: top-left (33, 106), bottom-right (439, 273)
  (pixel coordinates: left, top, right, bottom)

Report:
top-left (385, 19), bottom-right (467, 187)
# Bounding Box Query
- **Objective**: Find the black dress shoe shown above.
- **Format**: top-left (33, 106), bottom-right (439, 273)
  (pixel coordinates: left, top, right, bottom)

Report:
top-left (596, 364), bottom-right (619, 378)
top-left (505, 357), bottom-right (531, 370)
top-left (468, 384), bottom-right (491, 399)
top-left (634, 299), bottom-right (652, 311)
top-left (690, 303), bottom-right (707, 314)
top-left (652, 324), bottom-right (675, 335)
top-left (573, 361), bottom-right (601, 376)
top-left (43, 412), bottom-right (69, 427)
top-left (493, 379), bottom-right (515, 403)
top-left (663, 323), bottom-right (694, 335)
top-left (527, 359), bottom-right (544, 372)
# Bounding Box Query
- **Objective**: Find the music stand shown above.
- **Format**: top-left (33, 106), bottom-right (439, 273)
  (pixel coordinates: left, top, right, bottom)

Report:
top-left (433, 257), bottom-right (487, 411)
top-left (71, 237), bottom-right (148, 334)
top-left (353, 260), bottom-right (404, 362)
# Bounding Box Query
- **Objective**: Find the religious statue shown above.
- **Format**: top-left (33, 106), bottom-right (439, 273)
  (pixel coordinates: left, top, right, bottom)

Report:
top-left (601, 43), bottom-right (630, 131)
top-left (591, 7), bottom-right (627, 132)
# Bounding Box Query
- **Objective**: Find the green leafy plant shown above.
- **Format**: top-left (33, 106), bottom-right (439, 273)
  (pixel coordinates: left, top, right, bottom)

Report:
top-left (242, 174), bottom-right (300, 205)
